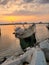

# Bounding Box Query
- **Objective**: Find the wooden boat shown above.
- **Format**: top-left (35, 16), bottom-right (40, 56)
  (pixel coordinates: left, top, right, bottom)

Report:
top-left (14, 24), bottom-right (49, 51)
top-left (13, 24), bottom-right (36, 51)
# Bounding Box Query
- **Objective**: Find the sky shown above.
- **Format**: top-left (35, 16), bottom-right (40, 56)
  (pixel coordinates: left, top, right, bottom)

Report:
top-left (0, 0), bottom-right (49, 22)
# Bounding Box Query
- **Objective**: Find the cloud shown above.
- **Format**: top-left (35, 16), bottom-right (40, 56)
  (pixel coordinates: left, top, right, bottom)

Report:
top-left (22, 0), bottom-right (49, 4)
top-left (0, 0), bottom-right (17, 5)
top-left (23, 0), bottom-right (33, 3)
top-left (41, 0), bottom-right (49, 3)
top-left (35, 0), bottom-right (49, 4)
top-left (0, 0), bottom-right (9, 5)
top-left (0, 0), bottom-right (49, 15)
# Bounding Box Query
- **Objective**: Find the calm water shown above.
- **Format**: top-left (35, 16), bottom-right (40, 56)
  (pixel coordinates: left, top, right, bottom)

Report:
top-left (0, 24), bottom-right (49, 58)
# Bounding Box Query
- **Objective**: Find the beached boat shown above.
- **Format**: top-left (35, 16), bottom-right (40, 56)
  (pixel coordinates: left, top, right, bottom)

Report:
top-left (13, 24), bottom-right (49, 50)
top-left (13, 24), bottom-right (36, 51)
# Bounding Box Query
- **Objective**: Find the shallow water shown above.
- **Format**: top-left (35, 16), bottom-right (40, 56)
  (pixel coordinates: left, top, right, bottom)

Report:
top-left (0, 25), bottom-right (23, 59)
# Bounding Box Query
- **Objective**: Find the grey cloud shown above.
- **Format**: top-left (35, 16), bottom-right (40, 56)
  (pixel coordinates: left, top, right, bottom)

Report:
top-left (36, 0), bottom-right (49, 4)
top-left (23, 0), bottom-right (33, 3)
top-left (0, 0), bottom-right (16, 5)
top-left (23, 0), bottom-right (49, 3)
top-left (0, 0), bottom-right (9, 5)
top-left (41, 0), bottom-right (49, 3)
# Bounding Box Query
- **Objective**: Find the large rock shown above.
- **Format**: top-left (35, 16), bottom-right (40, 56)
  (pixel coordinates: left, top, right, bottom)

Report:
top-left (40, 39), bottom-right (49, 61)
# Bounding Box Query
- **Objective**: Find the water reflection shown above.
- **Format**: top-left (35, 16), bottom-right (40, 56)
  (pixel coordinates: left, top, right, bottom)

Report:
top-left (0, 25), bottom-right (21, 50)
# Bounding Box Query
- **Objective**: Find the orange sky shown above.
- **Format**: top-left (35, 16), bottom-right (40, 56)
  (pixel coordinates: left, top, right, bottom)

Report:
top-left (0, 14), bottom-right (49, 22)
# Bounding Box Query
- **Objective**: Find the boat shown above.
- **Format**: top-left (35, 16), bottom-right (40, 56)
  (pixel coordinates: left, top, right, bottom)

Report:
top-left (13, 24), bottom-right (36, 51)
top-left (13, 24), bottom-right (49, 51)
